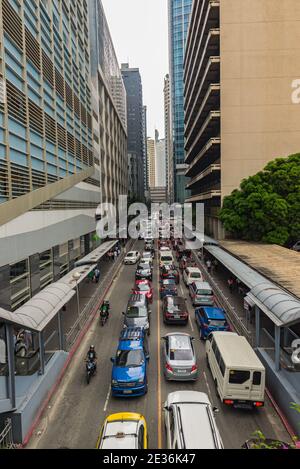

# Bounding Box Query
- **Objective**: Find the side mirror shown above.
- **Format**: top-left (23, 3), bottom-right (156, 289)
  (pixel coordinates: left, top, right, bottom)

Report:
top-left (213, 407), bottom-right (219, 414)
top-left (122, 312), bottom-right (125, 316)
top-left (164, 405), bottom-right (170, 412)
top-left (110, 357), bottom-right (115, 363)
top-left (146, 354), bottom-right (150, 361)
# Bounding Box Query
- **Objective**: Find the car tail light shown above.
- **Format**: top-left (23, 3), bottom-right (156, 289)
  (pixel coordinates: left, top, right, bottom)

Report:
top-left (224, 399), bottom-right (234, 405)
top-left (183, 312), bottom-right (188, 318)
top-left (166, 364), bottom-right (173, 373)
top-left (191, 365), bottom-right (198, 373)
top-left (254, 401), bottom-right (264, 408)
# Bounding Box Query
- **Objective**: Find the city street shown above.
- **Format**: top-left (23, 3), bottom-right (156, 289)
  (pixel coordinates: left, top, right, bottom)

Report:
top-left (27, 240), bottom-right (290, 450)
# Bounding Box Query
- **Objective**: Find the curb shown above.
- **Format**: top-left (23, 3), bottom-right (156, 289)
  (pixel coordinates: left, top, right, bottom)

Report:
top-left (22, 253), bottom-right (127, 447)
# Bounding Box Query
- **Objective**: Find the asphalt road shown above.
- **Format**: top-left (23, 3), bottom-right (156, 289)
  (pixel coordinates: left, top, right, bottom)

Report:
top-left (28, 240), bottom-right (291, 449)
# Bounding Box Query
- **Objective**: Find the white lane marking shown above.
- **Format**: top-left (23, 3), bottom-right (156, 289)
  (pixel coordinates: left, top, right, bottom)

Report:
top-left (180, 283), bottom-right (194, 332)
top-left (203, 371), bottom-right (213, 403)
top-left (103, 385), bottom-right (111, 412)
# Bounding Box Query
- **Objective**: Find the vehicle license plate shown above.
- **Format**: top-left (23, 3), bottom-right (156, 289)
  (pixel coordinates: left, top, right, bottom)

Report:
top-left (123, 390), bottom-right (133, 394)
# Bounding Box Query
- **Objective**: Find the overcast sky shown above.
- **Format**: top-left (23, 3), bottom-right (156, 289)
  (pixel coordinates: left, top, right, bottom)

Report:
top-left (101, 0), bottom-right (169, 139)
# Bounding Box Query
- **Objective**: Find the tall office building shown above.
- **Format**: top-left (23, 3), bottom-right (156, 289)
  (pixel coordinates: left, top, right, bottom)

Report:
top-left (147, 137), bottom-right (156, 189)
top-left (164, 74), bottom-right (174, 203)
top-left (142, 105), bottom-right (148, 196)
top-left (0, 0), bottom-right (100, 311)
top-left (168, 0), bottom-right (193, 203)
top-left (121, 63), bottom-right (145, 202)
top-left (155, 130), bottom-right (166, 188)
top-left (89, 0), bottom-right (128, 206)
top-left (184, 0), bottom-right (300, 238)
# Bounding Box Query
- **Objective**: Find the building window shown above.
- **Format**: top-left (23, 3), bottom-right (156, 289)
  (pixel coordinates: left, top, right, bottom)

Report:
top-left (40, 249), bottom-right (53, 289)
top-left (59, 242), bottom-right (69, 277)
top-left (10, 259), bottom-right (31, 310)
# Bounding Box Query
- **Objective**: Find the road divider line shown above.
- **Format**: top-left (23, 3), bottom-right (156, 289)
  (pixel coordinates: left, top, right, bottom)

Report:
top-left (103, 386), bottom-right (111, 412)
top-left (157, 245), bottom-right (162, 449)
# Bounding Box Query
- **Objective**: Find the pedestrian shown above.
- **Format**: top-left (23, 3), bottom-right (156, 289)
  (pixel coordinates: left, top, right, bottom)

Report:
top-left (227, 277), bottom-right (234, 293)
top-left (94, 267), bottom-right (100, 283)
top-left (206, 259), bottom-right (212, 273)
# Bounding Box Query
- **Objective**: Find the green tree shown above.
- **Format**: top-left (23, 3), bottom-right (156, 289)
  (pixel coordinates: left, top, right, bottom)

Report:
top-left (219, 154), bottom-right (300, 245)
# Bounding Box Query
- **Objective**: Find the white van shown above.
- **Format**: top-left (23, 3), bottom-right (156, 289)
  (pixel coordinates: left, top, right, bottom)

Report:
top-left (183, 267), bottom-right (203, 286)
top-left (206, 332), bottom-right (265, 409)
top-left (159, 251), bottom-right (174, 267)
top-left (164, 391), bottom-right (223, 449)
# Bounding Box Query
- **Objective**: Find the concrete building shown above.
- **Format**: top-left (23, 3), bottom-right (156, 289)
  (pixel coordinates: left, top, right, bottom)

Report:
top-left (147, 137), bottom-right (156, 188)
top-left (142, 105), bottom-right (148, 197)
top-left (149, 187), bottom-right (167, 204)
top-left (168, 0), bottom-right (193, 203)
top-left (0, 0), bottom-right (101, 312)
top-left (164, 74), bottom-right (174, 203)
top-left (155, 130), bottom-right (166, 188)
top-left (184, 0), bottom-right (300, 238)
top-left (89, 0), bottom-right (128, 206)
top-left (121, 63), bottom-right (145, 203)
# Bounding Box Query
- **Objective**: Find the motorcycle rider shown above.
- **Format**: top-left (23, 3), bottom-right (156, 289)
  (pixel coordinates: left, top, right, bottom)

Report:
top-left (86, 345), bottom-right (97, 370)
top-left (100, 300), bottom-right (110, 322)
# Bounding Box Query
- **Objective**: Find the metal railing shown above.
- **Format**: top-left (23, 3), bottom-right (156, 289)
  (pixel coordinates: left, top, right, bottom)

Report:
top-left (191, 251), bottom-right (254, 346)
top-left (0, 419), bottom-right (18, 449)
top-left (64, 241), bottom-right (134, 351)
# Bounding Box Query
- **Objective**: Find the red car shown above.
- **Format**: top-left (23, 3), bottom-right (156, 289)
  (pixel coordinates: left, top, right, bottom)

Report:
top-left (133, 280), bottom-right (153, 303)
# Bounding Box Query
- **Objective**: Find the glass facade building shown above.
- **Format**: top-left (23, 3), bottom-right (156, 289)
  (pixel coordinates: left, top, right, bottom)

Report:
top-left (168, 0), bottom-right (193, 203)
top-left (0, 0), bottom-right (102, 311)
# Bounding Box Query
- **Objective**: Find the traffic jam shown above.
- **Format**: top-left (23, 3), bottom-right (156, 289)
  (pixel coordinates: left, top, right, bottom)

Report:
top-left (91, 215), bottom-right (291, 450)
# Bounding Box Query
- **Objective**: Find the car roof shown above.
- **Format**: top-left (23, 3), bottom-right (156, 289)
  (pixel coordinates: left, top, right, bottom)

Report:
top-left (192, 281), bottom-right (211, 289)
top-left (118, 340), bottom-right (143, 351)
top-left (212, 332), bottom-right (265, 369)
top-left (176, 403), bottom-right (218, 449)
top-left (128, 293), bottom-right (147, 305)
top-left (167, 333), bottom-right (191, 350)
top-left (120, 327), bottom-right (145, 341)
top-left (165, 296), bottom-right (185, 306)
top-left (102, 420), bottom-right (138, 449)
top-left (200, 307), bottom-right (226, 320)
top-left (127, 251), bottom-right (138, 255)
top-left (186, 267), bottom-right (201, 273)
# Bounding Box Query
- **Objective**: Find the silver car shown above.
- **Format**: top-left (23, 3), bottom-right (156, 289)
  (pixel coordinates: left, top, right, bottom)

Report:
top-left (163, 333), bottom-right (198, 381)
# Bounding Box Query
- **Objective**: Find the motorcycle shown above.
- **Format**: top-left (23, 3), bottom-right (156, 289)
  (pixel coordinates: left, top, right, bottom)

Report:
top-left (100, 312), bottom-right (108, 327)
top-left (100, 301), bottom-right (110, 327)
top-left (86, 358), bottom-right (96, 384)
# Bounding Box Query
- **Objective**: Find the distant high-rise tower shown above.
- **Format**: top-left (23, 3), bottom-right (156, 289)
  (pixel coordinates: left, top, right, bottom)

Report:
top-left (147, 138), bottom-right (156, 189)
top-left (164, 74), bottom-right (173, 203)
top-left (155, 131), bottom-right (166, 188)
top-left (168, 0), bottom-right (193, 203)
top-left (121, 63), bottom-right (145, 202)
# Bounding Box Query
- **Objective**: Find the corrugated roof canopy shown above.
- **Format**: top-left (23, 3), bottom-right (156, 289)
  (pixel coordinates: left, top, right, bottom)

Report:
top-left (248, 283), bottom-right (300, 327)
top-left (0, 283), bottom-right (75, 332)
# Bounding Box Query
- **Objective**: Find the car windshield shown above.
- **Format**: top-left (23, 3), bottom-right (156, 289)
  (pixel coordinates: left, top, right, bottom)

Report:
top-left (197, 289), bottom-right (213, 295)
top-left (209, 319), bottom-right (226, 327)
top-left (169, 349), bottom-right (193, 361)
top-left (126, 306), bottom-right (148, 318)
top-left (191, 272), bottom-right (201, 278)
top-left (162, 256), bottom-right (173, 261)
top-left (137, 284), bottom-right (150, 292)
top-left (115, 350), bottom-right (144, 367)
top-left (163, 279), bottom-right (176, 286)
top-left (127, 253), bottom-right (135, 257)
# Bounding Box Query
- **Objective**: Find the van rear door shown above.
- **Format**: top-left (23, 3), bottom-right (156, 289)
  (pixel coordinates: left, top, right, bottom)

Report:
top-left (249, 370), bottom-right (265, 402)
top-left (227, 369), bottom-right (252, 401)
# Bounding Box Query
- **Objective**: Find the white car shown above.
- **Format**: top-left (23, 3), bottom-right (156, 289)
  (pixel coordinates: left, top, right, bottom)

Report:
top-left (164, 391), bottom-right (223, 449)
top-left (124, 251), bottom-right (140, 265)
top-left (183, 267), bottom-right (203, 286)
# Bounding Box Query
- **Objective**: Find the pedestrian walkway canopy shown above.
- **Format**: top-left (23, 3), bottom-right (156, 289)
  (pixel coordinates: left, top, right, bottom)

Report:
top-left (0, 240), bottom-right (119, 332)
top-left (247, 282), bottom-right (300, 328)
top-left (0, 282), bottom-right (75, 333)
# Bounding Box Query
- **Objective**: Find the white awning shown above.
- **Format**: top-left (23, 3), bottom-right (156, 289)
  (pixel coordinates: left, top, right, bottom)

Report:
top-left (0, 283), bottom-right (75, 332)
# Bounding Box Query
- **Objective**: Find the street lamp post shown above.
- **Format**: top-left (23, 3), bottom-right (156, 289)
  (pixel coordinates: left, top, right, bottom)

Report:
top-left (72, 272), bottom-right (81, 319)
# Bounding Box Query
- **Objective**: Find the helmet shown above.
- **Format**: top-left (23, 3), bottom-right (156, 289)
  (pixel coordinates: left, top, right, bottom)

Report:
top-left (104, 299), bottom-right (109, 304)
top-left (90, 345), bottom-right (95, 350)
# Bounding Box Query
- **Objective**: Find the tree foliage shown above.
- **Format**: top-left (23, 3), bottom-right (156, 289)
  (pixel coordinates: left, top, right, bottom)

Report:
top-left (219, 154), bottom-right (300, 245)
